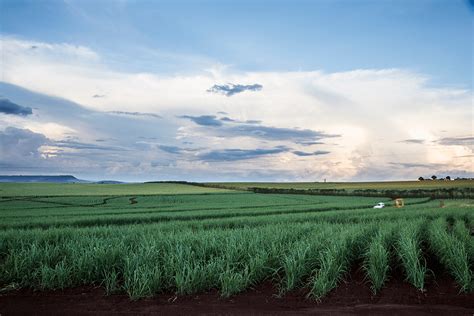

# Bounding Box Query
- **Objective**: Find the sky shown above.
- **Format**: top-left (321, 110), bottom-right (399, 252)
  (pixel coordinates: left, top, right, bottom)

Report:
top-left (0, 0), bottom-right (473, 182)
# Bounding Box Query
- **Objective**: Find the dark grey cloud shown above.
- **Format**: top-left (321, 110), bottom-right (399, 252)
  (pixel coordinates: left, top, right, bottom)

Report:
top-left (53, 140), bottom-right (128, 151)
top-left (207, 83), bottom-right (263, 97)
top-left (158, 145), bottom-right (184, 154)
top-left (219, 116), bottom-right (261, 124)
top-left (0, 83), bottom-right (182, 177)
top-left (0, 99), bottom-right (33, 116)
top-left (437, 136), bottom-right (474, 146)
top-left (179, 114), bottom-right (339, 143)
top-left (401, 139), bottom-right (425, 144)
top-left (292, 150), bottom-right (330, 156)
top-left (0, 127), bottom-right (47, 158)
top-left (92, 94), bottom-right (106, 98)
top-left (0, 127), bottom-right (51, 172)
top-left (0, 82), bottom-right (344, 180)
top-left (295, 141), bottom-right (325, 145)
top-left (178, 115), bottom-right (222, 126)
top-left (0, 126), bottom-right (132, 173)
top-left (0, 82), bottom-right (176, 144)
top-left (155, 144), bottom-right (206, 154)
top-left (226, 124), bottom-right (338, 142)
top-left (220, 117), bottom-right (235, 122)
top-left (108, 111), bottom-right (162, 119)
top-left (198, 147), bottom-right (288, 162)
top-left (245, 119), bottom-right (262, 124)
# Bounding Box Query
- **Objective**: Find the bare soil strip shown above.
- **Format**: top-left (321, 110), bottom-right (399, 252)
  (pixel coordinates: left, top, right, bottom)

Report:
top-left (1, 271), bottom-right (472, 315)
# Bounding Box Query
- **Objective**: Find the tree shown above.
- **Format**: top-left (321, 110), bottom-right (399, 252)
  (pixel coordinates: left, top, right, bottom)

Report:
top-left (446, 175), bottom-right (451, 181)
top-left (431, 175), bottom-right (437, 180)
top-left (418, 176), bottom-right (424, 181)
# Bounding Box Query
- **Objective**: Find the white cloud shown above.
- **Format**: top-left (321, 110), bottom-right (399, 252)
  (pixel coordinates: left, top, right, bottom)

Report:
top-left (0, 36), bottom-right (472, 181)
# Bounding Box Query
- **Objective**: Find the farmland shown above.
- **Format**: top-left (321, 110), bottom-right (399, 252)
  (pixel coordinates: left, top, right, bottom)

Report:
top-left (203, 180), bottom-right (474, 199)
top-left (0, 182), bottom-right (232, 197)
top-left (0, 182), bottom-right (473, 314)
top-left (205, 180), bottom-right (474, 191)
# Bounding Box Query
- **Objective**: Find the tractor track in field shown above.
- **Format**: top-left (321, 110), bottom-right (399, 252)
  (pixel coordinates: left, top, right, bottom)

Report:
top-left (0, 196), bottom-right (124, 209)
top-left (1, 195), bottom-right (432, 216)
top-left (0, 196), bottom-right (37, 203)
top-left (4, 203), bottom-right (388, 228)
top-left (0, 193), bottom-right (342, 212)
top-left (1, 201), bottom-right (334, 219)
top-left (3, 200), bottom-right (330, 212)
top-left (0, 192), bottom-right (246, 201)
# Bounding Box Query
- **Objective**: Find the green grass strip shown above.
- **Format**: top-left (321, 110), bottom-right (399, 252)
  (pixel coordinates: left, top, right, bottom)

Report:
top-left (396, 220), bottom-right (427, 290)
top-left (427, 217), bottom-right (472, 292)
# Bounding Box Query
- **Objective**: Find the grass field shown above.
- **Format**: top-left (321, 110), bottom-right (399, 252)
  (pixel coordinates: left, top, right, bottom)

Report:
top-left (205, 180), bottom-right (474, 191)
top-left (0, 182), bottom-right (472, 301)
top-left (0, 182), bottom-right (231, 197)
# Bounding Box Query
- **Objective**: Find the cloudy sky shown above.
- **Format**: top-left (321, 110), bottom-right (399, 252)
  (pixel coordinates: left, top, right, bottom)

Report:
top-left (0, 0), bottom-right (472, 182)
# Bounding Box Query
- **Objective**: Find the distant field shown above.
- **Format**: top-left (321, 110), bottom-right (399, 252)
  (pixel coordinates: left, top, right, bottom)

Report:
top-left (0, 182), bottom-right (231, 197)
top-left (0, 182), bottom-right (472, 302)
top-left (205, 180), bottom-right (474, 191)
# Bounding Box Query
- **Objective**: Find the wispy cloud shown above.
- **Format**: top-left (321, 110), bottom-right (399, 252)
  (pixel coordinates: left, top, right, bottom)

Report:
top-left (226, 124), bottom-right (338, 142)
top-left (296, 141), bottom-right (325, 145)
top-left (207, 83), bottom-right (263, 96)
top-left (108, 111), bottom-right (162, 119)
top-left (220, 116), bottom-right (261, 124)
top-left (292, 150), bottom-right (330, 156)
top-left (157, 145), bottom-right (185, 154)
top-left (178, 115), bottom-right (222, 126)
top-left (388, 162), bottom-right (446, 168)
top-left (52, 140), bottom-right (128, 151)
top-left (0, 99), bottom-right (32, 116)
top-left (400, 139), bottom-right (425, 144)
top-left (198, 147), bottom-right (288, 162)
top-left (437, 136), bottom-right (474, 146)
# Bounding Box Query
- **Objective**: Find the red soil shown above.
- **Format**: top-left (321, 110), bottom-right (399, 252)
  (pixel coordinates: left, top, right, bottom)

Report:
top-left (1, 267), bottom-right (473, 316)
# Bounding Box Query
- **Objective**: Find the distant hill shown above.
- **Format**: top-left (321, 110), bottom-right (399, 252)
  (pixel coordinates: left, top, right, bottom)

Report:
top-left (0, 175), bottom-right (89, 183)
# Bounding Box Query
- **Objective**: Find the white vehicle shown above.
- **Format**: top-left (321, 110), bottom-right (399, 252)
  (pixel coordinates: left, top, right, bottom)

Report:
top-left (373, 202), bottom-right (385, 209)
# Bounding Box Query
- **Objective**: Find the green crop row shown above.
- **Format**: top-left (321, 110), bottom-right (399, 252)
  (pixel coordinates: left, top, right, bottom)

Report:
top-left (0, 188), bottom-right (472, 300)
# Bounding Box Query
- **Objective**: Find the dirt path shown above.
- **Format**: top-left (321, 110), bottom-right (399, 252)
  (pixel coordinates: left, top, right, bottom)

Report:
top-left (1, 272), bottom-right (472, 315)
